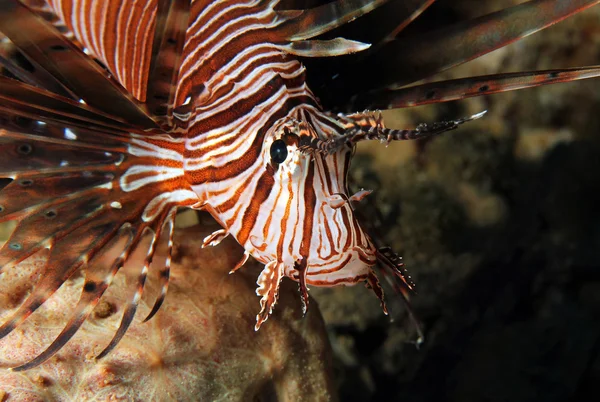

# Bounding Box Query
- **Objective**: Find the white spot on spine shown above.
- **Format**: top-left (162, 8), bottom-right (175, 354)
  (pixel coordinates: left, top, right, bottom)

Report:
top-left (64, 128), bottom-right (77, 140)
top-left (110, 201), bottom-right (122, 209)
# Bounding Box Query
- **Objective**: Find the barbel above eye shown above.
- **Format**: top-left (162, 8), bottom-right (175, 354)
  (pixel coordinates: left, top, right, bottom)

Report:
top-left (270, 139), bottom-right (288, 164)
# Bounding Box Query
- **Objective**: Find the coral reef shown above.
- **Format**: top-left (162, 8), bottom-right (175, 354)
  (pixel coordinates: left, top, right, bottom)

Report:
top-left (0, 218), bottom-right (336, 401)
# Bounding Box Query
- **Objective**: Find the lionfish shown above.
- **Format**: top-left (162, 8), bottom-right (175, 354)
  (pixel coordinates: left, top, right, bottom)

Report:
top-left (0, 0), bottom-right (598, 371)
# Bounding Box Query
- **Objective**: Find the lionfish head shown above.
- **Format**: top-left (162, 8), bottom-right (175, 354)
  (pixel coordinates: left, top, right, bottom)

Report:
top-left (253, 115), bottom-right (377, 285)
top-left (244, 105), bottom-right (472, 328)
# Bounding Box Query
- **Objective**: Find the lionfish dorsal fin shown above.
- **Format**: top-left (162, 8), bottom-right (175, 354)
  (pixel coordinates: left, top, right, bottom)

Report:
top-left (284, 37), bottom-right (371, 57)
top-left (328, 0), bottom-right (600, 104)
top-left (279, 0), bottom-right (388, 41)
top-left (145, 0), bottom-right (190, 125)
top-left (0, 32), bottom-right (76, 99)
top-left (354, 66), bottom-right (600, 110)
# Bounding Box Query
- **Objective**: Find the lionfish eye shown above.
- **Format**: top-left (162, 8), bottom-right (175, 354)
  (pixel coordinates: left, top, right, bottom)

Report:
top-left (270, 139), bottom-right (288, 164)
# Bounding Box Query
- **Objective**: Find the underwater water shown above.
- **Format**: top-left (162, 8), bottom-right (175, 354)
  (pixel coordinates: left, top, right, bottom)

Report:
top-left (1, 0), bottom-right (600, 401)
top-left (310, 1), bottom-right (600, 401)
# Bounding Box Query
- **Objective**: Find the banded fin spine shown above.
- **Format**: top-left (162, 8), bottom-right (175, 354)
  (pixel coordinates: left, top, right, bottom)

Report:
top-left (352, 66), bottom-right (600, 110)
top-left (326, 0), bottom-right (600, 106)
top-left (279, 0), bottom-right (388, 41)
top-left (145, 0), bottom-right (190, 124)
top-left (144, 209), bottom-right (177, 323)
top-left (0, 114), bottom-right (198, 370)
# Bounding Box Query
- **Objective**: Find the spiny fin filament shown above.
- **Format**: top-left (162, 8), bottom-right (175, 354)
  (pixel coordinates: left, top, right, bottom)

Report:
top-left (255, 260), bottom-right (284, 330)
top-left (295, 259), bottom-right (309, 316)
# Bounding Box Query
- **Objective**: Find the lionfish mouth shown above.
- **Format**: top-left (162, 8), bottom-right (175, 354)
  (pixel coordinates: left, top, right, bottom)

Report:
top-left (0, 0), bottom-right (599, 372)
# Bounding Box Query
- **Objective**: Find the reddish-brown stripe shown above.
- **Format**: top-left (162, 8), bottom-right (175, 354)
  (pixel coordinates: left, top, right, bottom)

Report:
top-left (188, 66), bottom-right (309, 139)
top-left (276, 171), bottom-right (294, 259)
top-left (299, 160), bottom-right (316, 261)
top-left (178, 25), bottom-right (288, 104)
top-left (307, 254), bottom-right (352, 276)
top-left (214, 165), bottom-right (259, 213)
top-left (237, 168), bottom-right (275, 245)
top-left (186, 95), bottom-right (309, 184)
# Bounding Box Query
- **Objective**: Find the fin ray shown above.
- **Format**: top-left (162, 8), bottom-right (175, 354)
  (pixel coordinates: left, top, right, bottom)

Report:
top-left (145, 0), bottom-right (190, 124)
top-left (280, 0), bottom-right (389, 41)
top-left (10, 228), bottom-right (135, 372)
top-left (0, 0), bottom-right (158, 128)
top-left (329, 0), bottom-right (600, 100)
top-left (353, 66), bottom-right (600, 109)
top-left (0, 218), bottom-right (121, 340)
top-left (96, 214), bottom-right (171, 360)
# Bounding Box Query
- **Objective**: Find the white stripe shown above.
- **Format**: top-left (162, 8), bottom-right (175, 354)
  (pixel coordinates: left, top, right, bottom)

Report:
top-left (121, 165), bottom-right (184, 192)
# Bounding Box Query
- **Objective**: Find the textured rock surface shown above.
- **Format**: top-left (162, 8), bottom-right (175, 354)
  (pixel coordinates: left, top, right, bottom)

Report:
top-left (0, 218), bottom-right (336, 401)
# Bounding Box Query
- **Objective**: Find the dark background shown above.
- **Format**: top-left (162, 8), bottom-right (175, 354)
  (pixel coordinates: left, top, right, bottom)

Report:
top-left (310, 1), bottom-right (600, 401)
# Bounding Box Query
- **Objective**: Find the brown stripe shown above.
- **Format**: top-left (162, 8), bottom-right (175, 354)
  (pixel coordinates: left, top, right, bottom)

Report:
top-left (299, 160), bottom-right (316, 262)
top-left (237, 167), bottom-right (275, 245)
top-left (308, 273), bottom-right (368, 287)
top-left (178, 9), bottom-right (285, 102)
top-left (186, 95), bottom-right (311, 184)
top-left (276, 171), bottom-right (294, 259)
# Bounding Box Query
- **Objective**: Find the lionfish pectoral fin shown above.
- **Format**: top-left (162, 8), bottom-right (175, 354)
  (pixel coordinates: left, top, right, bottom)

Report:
top-left (0, 0), bottom-right (157, 129)
top-left (366, 269), bottom-right (388, 315)
top-left (96, 209), bottom-right (179, 360)
top-left (0, 75), bottom-right (134, 130)
top-left (331, 0), bottom-right (600, 100)
top-left (354, 66), bottom-right (600, 109)
top-left (10, 227), bottom-right (135, 372)
top-left (144, 211), bottom-right (177, 322)
top-left (295, 259), bottom-right (309, 316)
top-left (373, 247), bottom-right (424, 347)
top-left (255, 260), bottom-right (284, 330)
top-left (229, 251), bottom-right (251, 275)
top-left (202, 228), bottom-right (229, 248)
top-left (0, 115), bottom-right (197, 369)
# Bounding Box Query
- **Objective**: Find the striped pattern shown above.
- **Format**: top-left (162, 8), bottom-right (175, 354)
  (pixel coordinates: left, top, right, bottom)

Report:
top-left (175, 2), bottom-right (379, 326)
top-left (46, 0), bottom-right (158, 101)
top-left (39, 0), bottom-right (379, 328)
top-left (3, 0), bottom-right (600, 369)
